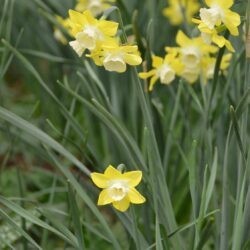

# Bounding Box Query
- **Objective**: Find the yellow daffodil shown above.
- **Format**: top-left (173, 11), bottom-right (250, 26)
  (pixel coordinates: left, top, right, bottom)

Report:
top-left (195, 22), bottom-right (235, 52)
top-left (192, 0), bottom-right (240, 51)
top-left (139, 52), bottom-right (182, 91)
top-left (198, 0), bottom-right (241, 35)
top-left (91, 165), bottom-right (146, 212)
top-left (163, 0), bottom-right (200, 25)
top-left (192, 20), bottom-right (236, 52)
top-left (89, 40), bottom-right (142, 73)
top-left (75, 0), bottom-right (115, 16)
top-left (68, 9), bottom-right (118, 56)
top-left (173, 30), bottom-right (217, 83)
top-left (176, 30), bottom-right (217, 68)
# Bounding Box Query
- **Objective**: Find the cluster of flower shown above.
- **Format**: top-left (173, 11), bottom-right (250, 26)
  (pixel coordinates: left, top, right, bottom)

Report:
top-left (54, 0), bottom-right (115, 45)
top-left (54, 0), bottom-right (142, 73)
top-left (51, 1), bottom-right (242, 212)
top-left (139, 0), bottom-right (240, 90)
top-left (54, 0), bottom-right (241, 90)
top-left (68, 10), bottom-right (142, 73)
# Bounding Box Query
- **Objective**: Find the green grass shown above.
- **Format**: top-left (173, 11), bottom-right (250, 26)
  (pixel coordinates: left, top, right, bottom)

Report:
top-left (0, 0), bottom-right (249, 249)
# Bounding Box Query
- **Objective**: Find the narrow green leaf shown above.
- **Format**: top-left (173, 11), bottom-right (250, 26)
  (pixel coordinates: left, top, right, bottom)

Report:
top-left (39, 208), bottom-right (78, 247)
top-left (0, 106), bottom-right (90, 176)
top-left (0, 196), bottom-right (74, 245)
top-left (205, 148), bottom-right (218, 212)
top-left (0, 208), bottom-right (41, 249)
top-left (68, 182), bottom-right (85, 250)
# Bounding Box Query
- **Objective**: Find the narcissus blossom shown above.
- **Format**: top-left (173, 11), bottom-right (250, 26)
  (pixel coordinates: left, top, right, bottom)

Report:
top-left (163, 0), bottom-right (200, 25)
top-left (192, 0), bottom-right (241, 51)
top-left (68, 9), bottom-right (118, 56)
top-left (89, 41), bottom-right (142, 73)
top-left (139, 29), bottom-right (231, 88)
top-left (139, 52), bottom-right (182, 90)
top-left (193, 20), bottom-right (235, 52)
top-left (91, 165), bottom-right (146, 212)
top-left (75, 0), bottom-right (115, 16)
top-left (173, 30), bottom-right (217, 83)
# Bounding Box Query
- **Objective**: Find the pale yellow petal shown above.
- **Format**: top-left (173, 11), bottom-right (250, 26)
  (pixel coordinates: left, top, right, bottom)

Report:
top-left (97, 189), bottom-right (113, 205)
top-left (138, 70), bottom-right (157, 79)
top-left (205, 0), bottom-right (213, 7)
top-left (69, 9), bottom-right (86, 25)
top-left (104, 165), bottom-right (122, 178)
top-left (212, 34), bottom-right (225, 48)
top-left (98, 20), bottom-right (119, 36)
top-left (91, 173), bottom-right (110, 188)
top-left (198, 23), bottom-right (213, 34)
top-left (121, 45), bottom-right (138, 53)
top-left (128, 188), bottom-right (146, 204)
top-left (149, 75), bottom-right (158, 91)
top-left (83, 10), bottom-right (96, 25)
top-left (152, 56), bottom-right (163, 68)
top-left (225, 40), bottom-right (235, 52)
top-left (112, 197), bottom-right (130, 212)
top-left (122, 171), bottom-right (142, 187)
top-left (124, 54), bottom-right (142, 66)
top-left (192, 18), bottom-right (202, 24)
top-left (176, 30), bottom-right (190, 47)
top-left (223, 10), bottom-right (240, 36)
top-left (219, 0), bottom-right (233, 8)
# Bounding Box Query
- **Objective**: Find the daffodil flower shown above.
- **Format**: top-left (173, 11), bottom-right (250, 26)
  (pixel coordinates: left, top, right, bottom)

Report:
top-left (89, 41), bottom-right (142, 73)
top-left (173, 30), bottom-right (217, 83)
top-left (139, 53), bottom-right (182, 90)
top-left (91, 165), bottom-right (146, 212)
top-left (68, 10), bottom-right (118, 56)
top-left (198, 0), bottom-right (241, 35)
top-left (75, 0), bottom-right (115, 17)
top-left (163, 0), bottom-right (200, 25)
top-left (192, 0), bottom-right (240, 52)
top-left (176, 30), bottom-right (217, 66)
top-left (192, 20), bottom-right (235, 52)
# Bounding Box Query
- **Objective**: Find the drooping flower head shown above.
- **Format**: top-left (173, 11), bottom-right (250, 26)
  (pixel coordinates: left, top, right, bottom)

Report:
top-left (139, 51), bottom-right (182, 91)
top-left (173, 30), bottom-right (218, 83)
top-left (91, 165), bottom-right (146, 212)
top-left (75, 0), bottom-right (115, 17)
top-left (163, 0), bottom-right (200, 25)
top-left (193, 0), bottom-right (241, 51)
top-left (68, 9), bottom-right (118, 56)
top-left (89, 39), bottom-right (142, 73)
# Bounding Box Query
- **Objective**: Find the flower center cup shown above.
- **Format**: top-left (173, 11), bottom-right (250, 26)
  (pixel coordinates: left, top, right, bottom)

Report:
top-left (181, 46), bottom-right (201, 68)
top-left (88, 0), bottom-right (103, 16)
top-left (103, 53), bottom-right (126, 73)
top-left (108, 181), bottom-right (128, 201)
top-left (200, 5), bottom-right (223, 29)
top-left (69, 40), bottom-right (85, 57)
top-left (76, 25), bottom-right (102, 50)
top-left (158, 65), bottom-right (175, 84)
